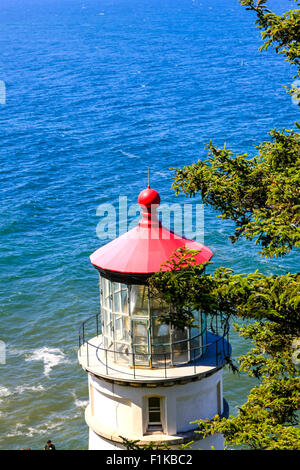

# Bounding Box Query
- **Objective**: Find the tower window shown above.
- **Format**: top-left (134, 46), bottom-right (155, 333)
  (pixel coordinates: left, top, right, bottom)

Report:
top-left (147, 397), bottom-right (163, 432)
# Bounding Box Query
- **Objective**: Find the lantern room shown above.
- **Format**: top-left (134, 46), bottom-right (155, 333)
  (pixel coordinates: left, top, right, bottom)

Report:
top-left (89, 186), bottom-right (214, 370)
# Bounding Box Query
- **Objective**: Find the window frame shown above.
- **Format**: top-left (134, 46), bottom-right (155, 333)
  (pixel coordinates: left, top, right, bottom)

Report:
top-left (146, 396), bottom-right (163, 433)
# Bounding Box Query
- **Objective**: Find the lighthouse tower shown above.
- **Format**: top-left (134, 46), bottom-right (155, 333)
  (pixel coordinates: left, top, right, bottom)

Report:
top-left (78, 186), bottom-right (230, 450)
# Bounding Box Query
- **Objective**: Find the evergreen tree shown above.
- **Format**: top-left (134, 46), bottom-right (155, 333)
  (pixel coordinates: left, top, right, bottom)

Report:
top-left (149, 0), bottom-right (300, 450)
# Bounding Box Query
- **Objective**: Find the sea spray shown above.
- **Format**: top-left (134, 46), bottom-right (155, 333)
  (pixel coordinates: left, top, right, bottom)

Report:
top-left (25, 347), bottom-right (70, 377)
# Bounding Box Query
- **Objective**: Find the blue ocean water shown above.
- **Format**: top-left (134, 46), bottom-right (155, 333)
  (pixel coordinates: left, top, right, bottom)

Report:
top-left (0, 0), bottom-right (298, 450)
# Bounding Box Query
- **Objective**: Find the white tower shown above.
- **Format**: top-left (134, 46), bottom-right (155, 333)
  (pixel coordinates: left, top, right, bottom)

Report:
top-left (78, 186), bottom-right (230, 450)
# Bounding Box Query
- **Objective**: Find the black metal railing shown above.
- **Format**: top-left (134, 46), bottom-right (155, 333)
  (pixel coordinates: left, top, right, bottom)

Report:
top-left (78, 312), bottom-right (230, 379)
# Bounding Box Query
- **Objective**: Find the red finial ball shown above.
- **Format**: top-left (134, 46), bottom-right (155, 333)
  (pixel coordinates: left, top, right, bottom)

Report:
top-left (138, 187), bottom-right (160, 208)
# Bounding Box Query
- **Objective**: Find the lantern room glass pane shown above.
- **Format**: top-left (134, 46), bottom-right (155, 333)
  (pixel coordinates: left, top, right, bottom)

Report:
top-left (113, 290), bottom-right (121, 313)
top-left (190, 310), bottom-right (201, 356)
top-left (100, 277), bottom-right (130, 365)
top-left (130, 285), bottom-right (149, 317)
top-left (152, 318), bottom-right (170, 345)
top-left (173, 328), bottom-right (188, 343)
top-left (113, 282), bottom-right (121, 292)
top-left (133, 319), bottom-right (148, 345)
top-left (121, 288), bottom-right (128, 313)
top-left (191, 310), bottom-right (200, 338)
top-left (99, 277), bottom-right (206, 368)
top-left (114, 314), bottom-right (130, 343)
top-left (132, 318), bottom-right (150, 365)
top-left (102, 278), bottom-right (112, 309)
top-left (102, 278), bottom-right (108, 308)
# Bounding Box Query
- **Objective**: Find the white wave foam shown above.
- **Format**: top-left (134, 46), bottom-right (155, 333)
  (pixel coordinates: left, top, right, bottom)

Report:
top-left (0, 384), bottom-right (45, 403)
top-left (25, 347), bottom-right (69, 377)
top-left (5, 423), bottom-right (24, 438)
top-left (119, 150), bottom-right (141, 159)
top-left (72, 391), bottom-right (88, 408)
top-left (5, 413), bottom-right (84, 440)
top-left (26, 420), bottom-right (63, 437)
top-left (74, 398), bottom-right (89, 408)
top-left (0, 386), bottom-right (10, 400)
top-left (15, 384), bottom-right (45, 394)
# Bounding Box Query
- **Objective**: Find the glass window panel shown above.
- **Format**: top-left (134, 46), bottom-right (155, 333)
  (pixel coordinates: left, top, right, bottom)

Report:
top-left (191, 310), bottom-right (200, 338)
top-left (148, 397), bottom-right (161, 424)
top-left (102, 279), bottom-right (108, 307)
top-left (152, 344), bottom-right (170, 355)
top-left (108, 288), bottom-right (112, 310)
top-left (173, 328), bottom-right (188, 343)
top-left (102, 279), bottom-right (112, 309)
top-left (152, 318), bottom-right (170, 345)
top-left (190, 337), bottom-right (201, 359)
top-left (133, 320), bottom-right (148, 345)
top-left (173, 346), bottom-right (188, 364)
top-left (114, 315), bottom-right (130, 343)
top-left (100, 275), bottom-right (103, 301)
top-left (149, 397), bottom-right (160, 408)
top-left (113, 282), bottom-right (121, 292)
top-left (130, 285), bottom-right (149, 317)
top-left (114, 314), bottom-right (122, 340)
top-left (121, 289), bottom-right (128, 314)
top-left (134, 344), bottom-right (148, 355)
top-left (101, 308), bottom-right (108, 333)
top-left (124, 316), bottom-right (130, 343)
top-left (202, 312), bottom-right (206, 333)
top-left (106, 278), bottom-right (111, 296)
top-left (114, 290), bottom-right (121, 312)
top-left (114, 344), bottom-right (130, 365)
top-left (105, 309), bottom-right (111, 325)
top-left (149, 412), bottom-right (161, 423)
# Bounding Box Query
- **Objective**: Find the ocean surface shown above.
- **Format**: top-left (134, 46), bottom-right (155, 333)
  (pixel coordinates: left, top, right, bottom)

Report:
top-left (0, 0), bottom-right (298, 450)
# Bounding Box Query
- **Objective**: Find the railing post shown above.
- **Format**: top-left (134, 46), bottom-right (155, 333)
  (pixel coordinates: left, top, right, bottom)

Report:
top-left (96, 313), bottom-right (99, 336)
top-left (187, 329), bottom-right (191, 363)
top-left (194, 348), bottom-right (196, 374)
top-left (105, 349), bottom-right (108, 375)
top-left (133, 351), bottom-right (136, 379)
top-left (164, 354), bottom-right (167, 378)
top-left (170, 328), bottom-right (174, 367)
top-left (82, 323), bottom-right (85, 345)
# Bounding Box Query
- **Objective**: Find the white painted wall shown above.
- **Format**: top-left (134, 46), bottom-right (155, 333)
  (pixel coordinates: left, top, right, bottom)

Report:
top-left (89, 428), bottom-right (123, 450)
top-left (87, 369), bottom-right (224, 448)
top-left (176, 376), bottom-right (222, 432)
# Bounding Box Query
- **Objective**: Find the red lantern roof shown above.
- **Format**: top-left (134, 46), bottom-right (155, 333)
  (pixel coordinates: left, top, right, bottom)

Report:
top-left (90, 186), bottom-right (213, 276)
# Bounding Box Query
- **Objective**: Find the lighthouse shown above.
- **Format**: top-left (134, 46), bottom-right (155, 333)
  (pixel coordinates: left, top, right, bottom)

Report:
top-left (78, 186), bottom-right (230, 450)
